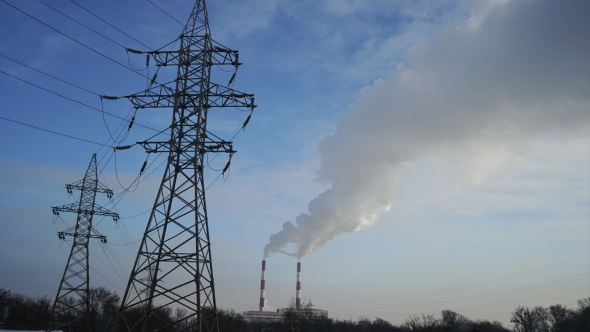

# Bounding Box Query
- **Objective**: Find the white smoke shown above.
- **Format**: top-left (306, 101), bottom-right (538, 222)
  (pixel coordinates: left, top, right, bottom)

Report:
top-left (263, 0), bottom-right (590, 259)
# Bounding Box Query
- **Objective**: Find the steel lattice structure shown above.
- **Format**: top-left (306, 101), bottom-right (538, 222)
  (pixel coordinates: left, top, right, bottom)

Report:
top-left (46, 154), bottom-right (119, 332)
top-left (116, 1), bottom-right (255, 331)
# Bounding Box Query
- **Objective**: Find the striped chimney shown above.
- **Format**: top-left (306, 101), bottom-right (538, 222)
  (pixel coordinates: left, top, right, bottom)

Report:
top-left (259, 260), bottom-right (266, 311)
top-left (296, 261), bottom-right (301, 309)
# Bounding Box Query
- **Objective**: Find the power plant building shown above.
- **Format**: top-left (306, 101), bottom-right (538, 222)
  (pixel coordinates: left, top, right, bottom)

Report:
top-left (242, 260), bottom-right (328, 321)
top-left (243, 308), bottom-right (329, 322)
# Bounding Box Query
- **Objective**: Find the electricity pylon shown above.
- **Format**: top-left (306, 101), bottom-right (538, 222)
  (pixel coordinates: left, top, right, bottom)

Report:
top-left (47, 153), bottom-right (119, 332)
top-left (115, 0), bottom-right (255, 331)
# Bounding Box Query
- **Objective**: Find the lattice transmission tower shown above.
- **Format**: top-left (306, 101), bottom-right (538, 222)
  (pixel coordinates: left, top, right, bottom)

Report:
top-left (115, 0), bottom-right (255, 331)
top-left (46, 153), bottom-right (119, 332)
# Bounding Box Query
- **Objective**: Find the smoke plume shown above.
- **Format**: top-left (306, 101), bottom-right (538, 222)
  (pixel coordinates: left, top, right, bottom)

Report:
top-left (264, 0), bottom-right (590, 259)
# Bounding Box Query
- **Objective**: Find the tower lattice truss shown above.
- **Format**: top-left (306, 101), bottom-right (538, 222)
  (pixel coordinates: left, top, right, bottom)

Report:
top-left (116, 0), bottom-right (255, 331)
top-left (47, 153), bottom-right (119, 332)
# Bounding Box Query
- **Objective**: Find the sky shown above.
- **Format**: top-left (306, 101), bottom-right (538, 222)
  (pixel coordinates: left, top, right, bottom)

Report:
top-left (0, 0), bottom-right (588, 327)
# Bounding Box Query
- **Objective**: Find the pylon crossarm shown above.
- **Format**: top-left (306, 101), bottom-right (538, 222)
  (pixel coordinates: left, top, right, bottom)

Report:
top-left (52, 202), bottom-right (119, 219)
top-left (92, 205), bottom-right (120, 220)
top-left (124, 82), bottom-right (254, 109)
top-left (60, 231), bottom-right (107, 242)
top-left (136, 140), bottom-right (235, 154)
top-left (52, 203), bottom-right (80, 215)
top-left (66, 179), bottom-right (114, 197)
top-left (208, 82), bottom-right (255, 108)
top-left (147, 48), bottom-right (240, 67)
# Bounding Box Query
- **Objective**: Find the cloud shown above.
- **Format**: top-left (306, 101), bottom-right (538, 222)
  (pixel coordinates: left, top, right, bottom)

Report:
top-left (263, 0), bottom-right (590, 259)
top-left (210, 0), bottom-right (287, 38)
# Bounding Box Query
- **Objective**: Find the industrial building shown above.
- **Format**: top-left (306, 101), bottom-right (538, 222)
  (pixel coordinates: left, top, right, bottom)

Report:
top-left (242, 260), bottom-right (329, 322)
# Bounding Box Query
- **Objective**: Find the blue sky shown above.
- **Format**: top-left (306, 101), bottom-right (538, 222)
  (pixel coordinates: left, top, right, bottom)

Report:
top-left (0, 0), bottom-right (588, 327)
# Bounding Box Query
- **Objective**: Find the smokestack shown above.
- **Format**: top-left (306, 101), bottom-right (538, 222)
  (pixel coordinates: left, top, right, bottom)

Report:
top-left (259, 260), bottom-right (266, 311)
top-left (296, 261), bottom-right (301, 309)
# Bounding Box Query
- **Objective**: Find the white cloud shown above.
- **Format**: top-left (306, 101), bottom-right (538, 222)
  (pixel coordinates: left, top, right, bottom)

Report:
top-left (210, 0), bottom-right (287, 38)
top-left (263, 0), bottom-right (590, 259)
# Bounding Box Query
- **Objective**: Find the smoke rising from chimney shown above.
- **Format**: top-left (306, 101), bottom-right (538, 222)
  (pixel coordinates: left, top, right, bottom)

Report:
top-left (263, 0), bottom-right (590, 259)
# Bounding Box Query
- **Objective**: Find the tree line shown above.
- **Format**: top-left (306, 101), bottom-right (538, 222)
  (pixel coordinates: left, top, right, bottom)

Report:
top-left (0, 287), bottom-right (118, 331)
top-left (0, 287), bottom-right (588, 331)
top-left (246, 299), bottom-right (590, 332)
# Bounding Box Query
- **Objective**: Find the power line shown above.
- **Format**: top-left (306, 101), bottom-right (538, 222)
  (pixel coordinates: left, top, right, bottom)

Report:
top-left (105, 245), bottom-right (131, 277)
top-left (0, 0), bottom-right (149, 79)
top-left (95, 123), bottom-right (235, 227)
top-left (69, 0), bottom-right (153, 50)
top-left (104, 126), bottom-right (243, 222)
top-left (90, 264), bottom-right (124, 291)
top-left (0, 70), bottom-right (158, 132)
top-left (109, 238), bottom-right (142, 246)
top-left (0, 115), bottom-right (111, 147)
top-left (0, 67), bottom-right (158, 192)
top-left (91, 153), bottom-right (169, 254)
top-left (0, 52), bottom-right (99, 96)
top-left (146, 0), bottom-right (184, 26)
top-left (89, 247), bottom-right (127, 283)
top-left (95, 107), bottom-right (139, 171)
top-left (37, 0), bottom-right (127, 49)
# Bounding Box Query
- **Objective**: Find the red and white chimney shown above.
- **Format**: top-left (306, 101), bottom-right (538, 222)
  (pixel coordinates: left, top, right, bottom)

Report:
top-left (259, 260), bottom-right (266, 311)
top-left (296, 261), bottom-right (301, 309)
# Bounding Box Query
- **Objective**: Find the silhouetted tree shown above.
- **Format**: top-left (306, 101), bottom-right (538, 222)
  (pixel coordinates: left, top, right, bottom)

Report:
top-left (470, 319), bottom-right (509, 332)
top-left (511, 306), bottom-right (551, 332)
top-left (217, 308), bottom-right (249, 332)
top-left (546, 304), bottom-right (575, 332)
top-left (0, 288), bottom-right (10, 323)
top-left (3, 292), bottom-right (51, 330)
top-left (282, 300), bottom-right (317, 332)
top-left (404, 314), bottom-right (440, 332)
top-left (89, 286), bottom-right (120, 332)
top-left (441, 310), bottom-right (470, 332)
top-left (2, 287), bottom-right (589, 332)
top-left (574, 297), bottom-right (590, 332)
top-left (370, 317), bottom-right (407, 332)
top-left (333, 319), bottom-right (359, 332)
top-left (248, 317), bottom-right (279, 332)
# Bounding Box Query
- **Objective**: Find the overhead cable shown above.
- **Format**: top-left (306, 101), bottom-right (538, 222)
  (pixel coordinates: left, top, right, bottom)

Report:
top-left (0, 115), bottom-right (111, 147)
top-left (0, 52), bottom-right (99, 96)
top-left (69, 0), bottom-right (153, 50)
top-left (0, 70), bottom-right (158, 132)
top-left (37, 0), bottom-right (127, 49)
top-left (146, 0), bottom-right (184, 26)
top-left (0, 0), bottom-right (150, 79)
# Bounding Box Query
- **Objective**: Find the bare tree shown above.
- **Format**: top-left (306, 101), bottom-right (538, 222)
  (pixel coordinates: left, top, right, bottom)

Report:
top-left (548, 304), bottom-right (575, 332)
top-left (282, 299), bottom-right (318, 332)
top-left (3, 293), bottom-right (51, 330)
top-left (89, 286), bottom-right (120, 332)
top-left (511, 306), bottom-right (550, 332)
top-left (576, 297), bottom-right (590, 332)
top-left (372, 317), bottom-right (405, 332)
top-left (248, 317), bottom-right (276, 332)
top-left (441, 310), bottom-right (470, 332)
top-left (0, 288), bottom-right (10, 323)
top-left (404, 314), bottom-right (439, 332)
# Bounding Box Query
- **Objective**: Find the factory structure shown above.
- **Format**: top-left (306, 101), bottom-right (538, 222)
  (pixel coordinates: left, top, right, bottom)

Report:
top-left (242, 260), bottom-right (329, 321)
